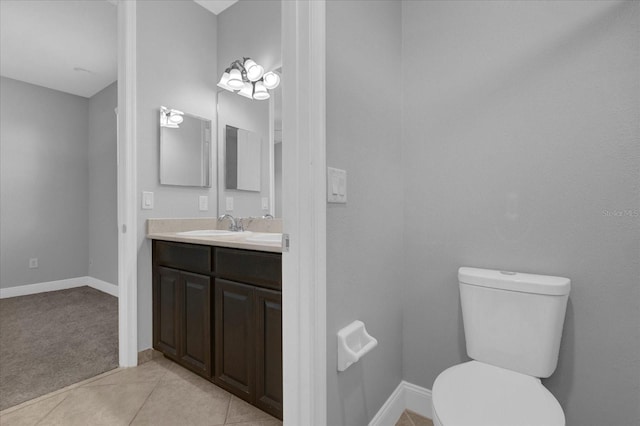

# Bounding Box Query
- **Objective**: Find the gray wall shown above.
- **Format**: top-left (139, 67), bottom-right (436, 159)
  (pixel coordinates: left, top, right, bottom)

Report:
top-left (88, 82), bottom-right (118, 285)
top-left (401, 1), bottom-right (640, 425)
top-left (216, 0), bottom-right (281, 218)
top-left (217, 91), bottom-right (271, 217)
top-left (136, 0), bottom-right (217, 350)
top-left (0, 77), bottom-right (89, 288)
top-left (216, 0), bottom-right (281, 79)
top-left (326, 1), bottom-right (404, 425)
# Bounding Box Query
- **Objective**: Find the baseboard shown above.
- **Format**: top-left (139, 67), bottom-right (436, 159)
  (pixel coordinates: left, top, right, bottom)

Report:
top-left (369, 381), bottom-right (432, 426)
top-left (87, 277), bottom-right (119, 298)
top-left (0, 276), bottom-right (118, 299)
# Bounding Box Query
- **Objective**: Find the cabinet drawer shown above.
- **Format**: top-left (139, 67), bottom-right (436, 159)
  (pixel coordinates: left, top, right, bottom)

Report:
top-left (154, 241), bottom-right (212, 274)
top-left (215, 248), bottom-right (281, 290)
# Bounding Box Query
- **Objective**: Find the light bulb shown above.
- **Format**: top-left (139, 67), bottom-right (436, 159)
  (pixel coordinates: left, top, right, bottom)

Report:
top-left (253, 81), bottom-right (270, 100)
top-left (217, 71), bottom-right (234, 91)
top-left (238, 82), bottom-right (254, 99)
top-left (262, 71), bottom-right (280, 90)
top-left (168, 113), bottom-right (183, 124)
top-left (227, 68), bottom-right (244, 89)
top-left (244, 59), bottom-right (264, 82)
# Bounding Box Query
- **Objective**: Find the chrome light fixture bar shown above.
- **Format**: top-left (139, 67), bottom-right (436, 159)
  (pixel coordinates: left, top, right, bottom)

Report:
top-left (217, 57), bottom-right (280, 100)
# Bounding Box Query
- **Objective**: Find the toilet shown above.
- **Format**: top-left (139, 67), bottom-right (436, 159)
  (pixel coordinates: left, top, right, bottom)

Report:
top-left (431, 267), bottom-right (570, 426)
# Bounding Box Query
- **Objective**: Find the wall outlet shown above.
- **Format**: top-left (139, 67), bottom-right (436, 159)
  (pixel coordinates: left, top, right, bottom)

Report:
top-left (29, 258), bottom-right (38, 269)
top-left (261, 197), bottom-right (269, 210)
top-left (199, 195), bottom-right (209, 211)
top-left (226, 196), bottom-right (234, 211)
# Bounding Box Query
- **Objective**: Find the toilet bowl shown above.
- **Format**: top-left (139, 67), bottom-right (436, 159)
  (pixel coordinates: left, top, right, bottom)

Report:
top-left (430, 267), bottom-right (570, 426)
top-left (431, 361), bottom-right (564, 426)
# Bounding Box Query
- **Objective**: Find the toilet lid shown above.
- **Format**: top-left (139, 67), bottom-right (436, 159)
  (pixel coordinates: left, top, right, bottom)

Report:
top-left (432, 361), bottom-right (565, 426)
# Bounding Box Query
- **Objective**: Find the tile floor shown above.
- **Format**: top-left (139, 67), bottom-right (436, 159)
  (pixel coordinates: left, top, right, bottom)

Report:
top-left (395, 409), bottom-right (434, 426)
top-left (0, 356), bottom-right (281, 426)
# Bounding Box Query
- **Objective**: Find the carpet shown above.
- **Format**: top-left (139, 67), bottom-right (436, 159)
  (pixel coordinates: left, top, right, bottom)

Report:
top-left (0, 286), bottom-right (118, 410)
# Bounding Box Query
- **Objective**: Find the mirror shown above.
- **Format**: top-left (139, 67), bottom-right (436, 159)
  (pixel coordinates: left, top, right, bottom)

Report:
top-left (225, 125), bottom-right (261, 192)
top-left (218, 81), bottom-right (282, 217)
top-left (159, 106), bottom-right (212, 187)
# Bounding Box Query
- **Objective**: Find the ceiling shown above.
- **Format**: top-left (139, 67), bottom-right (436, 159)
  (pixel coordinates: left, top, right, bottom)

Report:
top-left (193, 0), bottom-right (238, 16)
top-left (0, 0), bottom-right (237, 99)
top-left (0, 0), bottom-right (117, 98)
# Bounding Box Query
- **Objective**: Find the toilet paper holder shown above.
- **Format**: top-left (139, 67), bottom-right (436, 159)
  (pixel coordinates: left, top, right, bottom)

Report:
top-left (337, 320), bottom-right (378, 372)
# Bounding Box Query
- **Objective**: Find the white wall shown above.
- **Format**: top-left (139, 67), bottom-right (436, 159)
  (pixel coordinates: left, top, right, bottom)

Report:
top-left (401, 1), bottom-right (640, 425)
top-left (135, 0), bottom-right (218, 351)
top-left (0, 77), bottom-right (89, 288)
top-left (326, 1), bottom-right (404, 424)
top-left (88, 82), bottom-right (118, 285)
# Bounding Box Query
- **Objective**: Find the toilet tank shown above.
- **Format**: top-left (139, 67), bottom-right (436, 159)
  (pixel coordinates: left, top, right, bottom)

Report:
top-left (459, 267), bottom-right (570, 378)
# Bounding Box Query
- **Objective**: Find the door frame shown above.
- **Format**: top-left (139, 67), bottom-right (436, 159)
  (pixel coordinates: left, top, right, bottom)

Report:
top-left (116, 0), bottom-right (138, 368)
top-left (281, 1), bottom-right (327, 424)
top-left (115, 3), bottom-right (329, 422)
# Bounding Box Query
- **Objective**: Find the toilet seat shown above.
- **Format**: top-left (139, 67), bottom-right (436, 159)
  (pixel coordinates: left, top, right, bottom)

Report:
top-left (432, 361), bottom-right (565, 426)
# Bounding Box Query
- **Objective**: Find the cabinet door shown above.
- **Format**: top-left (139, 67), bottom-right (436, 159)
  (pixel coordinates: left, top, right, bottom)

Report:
top-left (180, 272), bottom-right (211, 377)
top-left (214, 279), bottom-right (255, 402)
top-left (255, 288), bottom-right (283, 419)
top-left (153, 266), bottom-right (180, 358)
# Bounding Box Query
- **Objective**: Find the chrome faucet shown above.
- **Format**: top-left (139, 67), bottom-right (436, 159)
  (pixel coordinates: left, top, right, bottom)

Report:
top-left (262, 214), bottom-right (274, 219)
top-left (218, 214), bottom-right (242, 232)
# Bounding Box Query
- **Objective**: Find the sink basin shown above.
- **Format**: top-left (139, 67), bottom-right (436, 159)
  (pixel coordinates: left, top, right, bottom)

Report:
top-left (177, 229), bottom-right (244, 237)
top-left (245, 233), bottom-right (282, 244)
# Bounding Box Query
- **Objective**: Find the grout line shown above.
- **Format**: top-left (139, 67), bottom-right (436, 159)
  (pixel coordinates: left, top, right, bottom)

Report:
top-left (223, 394), bottom-right (233, 424)
top-left (32, 391), bottom-right (71, 426)
top-left (127, 377), bottom-right (163, 425)
top-left (404, 409), bottom-right (417, 426)
top-left (0, 367), bottom-right (122, 415)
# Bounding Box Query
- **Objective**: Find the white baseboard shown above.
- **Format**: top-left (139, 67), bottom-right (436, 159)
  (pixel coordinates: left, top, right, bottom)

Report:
top-left (369, 381), bottom-right (432, 426)
top-left (0, 276), bottom-right (118, 299)
top-left (87, 277), bottom-right (119, 297)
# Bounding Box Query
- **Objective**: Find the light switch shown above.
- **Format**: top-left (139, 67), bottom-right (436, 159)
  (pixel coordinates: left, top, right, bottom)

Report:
top-left (331, 175), bottom-right (339, 195)
top-left (226, 196), bottom-right (234, 211)
top-left (327, 167), bottom-right (347, 203)
top-left (142, 191), bottom-right (154, 210)
top-left (261, 197), bottom-right (269, 210)
top-left (199, 195), bottom-right (209, 211)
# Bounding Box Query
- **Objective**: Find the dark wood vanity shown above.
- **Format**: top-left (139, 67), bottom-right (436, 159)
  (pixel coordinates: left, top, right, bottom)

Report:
top-left (152, 240), bottom-right (282, 419)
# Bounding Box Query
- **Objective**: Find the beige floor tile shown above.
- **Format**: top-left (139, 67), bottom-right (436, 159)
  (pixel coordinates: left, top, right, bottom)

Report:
top-left (225, 396), bottom-right (274, 424)
top-left (160, 358), bottom-right (203, 382)
top-left (0, 393), bottom-right (68, 426)
top-left (225, 420), bottom-right (282, 426)
top-left (38, 382), bottom-right (156, 426)
top-left (395, 411), bottom-right (415, 426)
top-left (130, 374), bottom-right (231, 426)
top-left (406, 409), bottom-right (434, 426)
top-left (82, 359), bottom-right (171, 387)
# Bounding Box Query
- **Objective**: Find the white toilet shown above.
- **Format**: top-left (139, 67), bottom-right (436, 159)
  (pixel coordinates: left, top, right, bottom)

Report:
top-left (431, 267), bottom-right (571, 426)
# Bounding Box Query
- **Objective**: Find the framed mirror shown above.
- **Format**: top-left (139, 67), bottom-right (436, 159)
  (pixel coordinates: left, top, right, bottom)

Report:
top-left (225, 125), bottom-right (261, 192)
top-left (159, 106), bottom-right (212, 187)
top-left (217, 67), bottom-right (281, 217)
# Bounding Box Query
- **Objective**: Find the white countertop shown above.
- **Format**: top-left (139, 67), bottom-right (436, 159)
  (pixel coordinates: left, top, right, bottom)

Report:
top-left (146, 218), bottom-right (283, 253)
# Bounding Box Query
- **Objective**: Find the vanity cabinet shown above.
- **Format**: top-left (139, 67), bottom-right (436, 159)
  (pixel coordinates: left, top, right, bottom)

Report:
top-left (152, 240), bottom-right (282, 420)
top-left (213, 248), bottom-right (283, 419)
top-left (153, 245), bottom-right (211, 377)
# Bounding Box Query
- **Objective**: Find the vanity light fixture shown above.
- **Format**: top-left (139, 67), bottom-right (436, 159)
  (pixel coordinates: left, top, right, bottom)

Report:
top-left (217, 57), bottom-right (280, 100)
top-left (160, 106), bottom-right (184, 128)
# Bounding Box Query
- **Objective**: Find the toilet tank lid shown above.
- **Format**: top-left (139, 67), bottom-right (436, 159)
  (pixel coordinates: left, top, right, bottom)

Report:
top-left (459, 267), bottom-right (570, 296)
